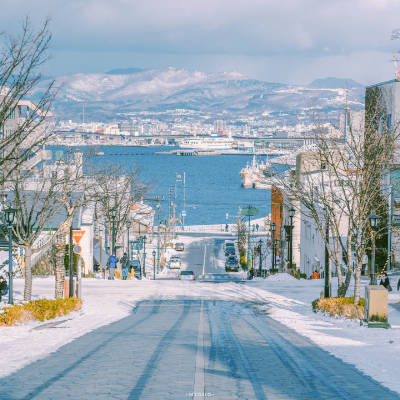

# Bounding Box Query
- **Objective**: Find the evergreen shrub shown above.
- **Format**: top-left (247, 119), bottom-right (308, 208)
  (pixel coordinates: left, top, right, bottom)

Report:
top-left (0, 297), bottom-right (82, 326)
top-left (312, 297), bottom-right (365, 320)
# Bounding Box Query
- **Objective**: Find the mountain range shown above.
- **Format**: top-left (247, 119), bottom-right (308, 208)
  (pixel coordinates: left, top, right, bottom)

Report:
top-left (32, 67), bottom-right (365, 122)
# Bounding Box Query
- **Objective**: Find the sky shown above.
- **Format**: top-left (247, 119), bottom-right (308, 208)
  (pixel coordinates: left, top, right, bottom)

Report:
top-left (1, 0), bottom-right (400, 86)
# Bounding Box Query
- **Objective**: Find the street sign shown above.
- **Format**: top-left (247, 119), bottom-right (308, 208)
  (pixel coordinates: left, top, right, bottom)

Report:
top-left (73, 245), bottom-right (82, 254)
top-left (72, 230), bottom-right (85, 245)
top-left (226, 213), bottom-right (229, 219)
top-left (182, 210), bottom-right (186, 217)
top-left (241, 207), bottom-right (259, 216)
top-left (108, 236), bottom-right (113, 242)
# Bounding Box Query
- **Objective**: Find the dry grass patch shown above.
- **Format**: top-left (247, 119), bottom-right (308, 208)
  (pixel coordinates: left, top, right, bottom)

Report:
top-left (0, 297), bottom-right (82, 326)
top-left (312, 297), bottom-right (365, 320)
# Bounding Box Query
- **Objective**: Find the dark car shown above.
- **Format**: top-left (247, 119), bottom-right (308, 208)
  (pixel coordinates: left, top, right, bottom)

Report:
top-left (129, 260), bottom-right (141, 278)
top-left (225, 246), bottom-right (236, 256)
top-left (225, 256), bottom-right (239, 272)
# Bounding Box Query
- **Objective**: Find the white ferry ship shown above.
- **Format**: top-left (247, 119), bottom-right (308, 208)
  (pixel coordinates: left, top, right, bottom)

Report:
top-left (179, 137), bottom-right (234, 150)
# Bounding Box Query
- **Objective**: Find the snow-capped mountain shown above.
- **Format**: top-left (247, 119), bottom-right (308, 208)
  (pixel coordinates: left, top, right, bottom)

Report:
top-left (32, 67), bottom-right (365, 121)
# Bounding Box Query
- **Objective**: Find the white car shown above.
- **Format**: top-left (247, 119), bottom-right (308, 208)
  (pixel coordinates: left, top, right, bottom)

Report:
top-left (179, 271), bottom-right (195, 280)
top-left (169, 256), bottom-right (181, 269)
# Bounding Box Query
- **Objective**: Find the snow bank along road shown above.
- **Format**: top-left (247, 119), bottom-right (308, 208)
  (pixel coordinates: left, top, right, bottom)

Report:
top-left (0, 299), bottom-right (398, 400)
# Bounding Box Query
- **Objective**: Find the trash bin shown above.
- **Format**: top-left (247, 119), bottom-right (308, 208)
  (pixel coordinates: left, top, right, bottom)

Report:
top-left (364, 285), bottom-right (390, 328)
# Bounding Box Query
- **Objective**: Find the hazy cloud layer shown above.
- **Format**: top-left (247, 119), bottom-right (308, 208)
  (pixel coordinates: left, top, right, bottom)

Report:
top-left (0, 0), bottom-right (399, 84)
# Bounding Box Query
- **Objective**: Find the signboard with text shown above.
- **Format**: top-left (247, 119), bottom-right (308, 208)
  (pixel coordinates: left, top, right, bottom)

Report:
top-left (72, 230), bottom-right (85, 245)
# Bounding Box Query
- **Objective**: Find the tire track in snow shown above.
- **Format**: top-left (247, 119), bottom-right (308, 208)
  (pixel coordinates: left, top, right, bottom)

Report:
top-left (243, 315), bottom-right (355, 400)
top-left (128, 300), bottom-right (192, 399)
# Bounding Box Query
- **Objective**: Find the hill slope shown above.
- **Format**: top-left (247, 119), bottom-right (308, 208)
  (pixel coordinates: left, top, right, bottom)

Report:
top-left (32, 68), bottom-right (365, 121)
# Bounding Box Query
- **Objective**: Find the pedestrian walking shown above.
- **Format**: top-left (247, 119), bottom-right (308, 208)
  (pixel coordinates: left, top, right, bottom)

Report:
top-left (121, 252), bottom-right (129, 280)
top-left (312, 270), bottom-right (319, 279)
top-left (256, 223), bottom-right (259, 232)
top-left (0, 276), bottom-right (8, 302)
top-left (108, 253), bottom-right (118, 280)
top-left (380, 272), bottom-right (392, 291)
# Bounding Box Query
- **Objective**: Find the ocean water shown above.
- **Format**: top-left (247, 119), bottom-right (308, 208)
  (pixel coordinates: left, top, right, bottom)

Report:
top-left (59, 145), bottom-right (272, 226)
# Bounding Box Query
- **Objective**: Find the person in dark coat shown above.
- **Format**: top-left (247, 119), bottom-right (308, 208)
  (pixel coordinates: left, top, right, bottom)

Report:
top-left (380, 272), bottom-right (392, 291)
top-left (108, 253), bottom-right (118, 280)
top-left (0, 276), bottom-right (8, 301)
top-left (121, 253), bottom-right (129, 280)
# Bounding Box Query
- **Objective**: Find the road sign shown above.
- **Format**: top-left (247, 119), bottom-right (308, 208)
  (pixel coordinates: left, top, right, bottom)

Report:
top-left (72, 230), bottom-right (85, 245)
top-left (241, 207), bottom-right (259, 216)
top-left (108, 236), bottom-right (113, 242)
top-left (182, 210), bottom-right (186, 217)
top-left (73, 245), bottom-right (82, 254)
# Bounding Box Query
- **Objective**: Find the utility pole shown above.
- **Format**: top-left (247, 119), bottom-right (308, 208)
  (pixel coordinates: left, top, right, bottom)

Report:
top-left (173, 176), bottom-right (177, 240)
top-left (183, 172), bottom-right (186, 231)
top-left (156, 198), bottom-right (161, 274)
top-left (173, 173), bottom-right (181, 239)
top-left (168, 188), bottom-right (172, 244)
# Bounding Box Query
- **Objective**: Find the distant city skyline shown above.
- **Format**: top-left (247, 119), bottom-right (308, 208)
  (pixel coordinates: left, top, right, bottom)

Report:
top-left (1, 0), bottom-right (400, 86)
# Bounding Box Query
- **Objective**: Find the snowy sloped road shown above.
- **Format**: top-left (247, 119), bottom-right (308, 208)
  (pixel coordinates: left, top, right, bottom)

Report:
top-left (0, 299), bottom-right (398, 400)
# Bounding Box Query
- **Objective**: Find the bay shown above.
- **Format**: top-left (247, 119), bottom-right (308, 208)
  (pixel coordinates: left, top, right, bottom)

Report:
top-left (54, 145), bottom-right (272, 226)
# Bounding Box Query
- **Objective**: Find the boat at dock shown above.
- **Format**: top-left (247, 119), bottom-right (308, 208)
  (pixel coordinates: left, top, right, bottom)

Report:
top-left (239, 155), bottom-right (273, 187)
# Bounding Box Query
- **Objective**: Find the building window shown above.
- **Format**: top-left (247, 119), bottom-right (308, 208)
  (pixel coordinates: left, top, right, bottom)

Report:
top-left (388, 114), bottom-right (392, 134)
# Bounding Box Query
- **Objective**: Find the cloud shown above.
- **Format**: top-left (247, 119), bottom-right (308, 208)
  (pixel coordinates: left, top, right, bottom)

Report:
top-left (0, 0), bottom-right (399, 83)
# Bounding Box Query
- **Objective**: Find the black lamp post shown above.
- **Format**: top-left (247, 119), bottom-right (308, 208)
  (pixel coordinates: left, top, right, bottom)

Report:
top-left (4, 206), bottom-right (16, 305)
top-left (110, 208), bottom-right (117, 255)
top-left (323, 208), bottom-right (331, 297)
top-left (368, 211), bottom-right (381, 284)
top-left (258, 239), bottom-right (262, 277)
top-left (289, 208), bottom-right (295, 271)
top-left (126, 221), bottom-right (131, 260)
top-left (273, 238), bottom-right (278, 272)
top-left (143, 236), bottom-right (147, 278)
top-left (152, 250), bottom-right (156, 280)
top-left (270, 222), bottom-right (276, 272)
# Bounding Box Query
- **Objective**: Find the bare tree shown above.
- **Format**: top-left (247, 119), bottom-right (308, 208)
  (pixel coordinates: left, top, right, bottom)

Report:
top-left (271, 94), bottom-right (399, 304)
top-left (95, 164), bottom-right (150, 255)
top-left (1, 167), bottom-right (65, 300)
top-left (0, 16), bottom-right (61, 185)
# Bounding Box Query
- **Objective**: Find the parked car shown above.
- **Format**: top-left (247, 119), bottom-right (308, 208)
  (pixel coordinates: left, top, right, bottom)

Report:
top-left (129, 260), bottom-right (141, 278)
top-left (179, 271), bottom-right (195, 280)
top-left (169, 256), bottom-right (181, 269)
top-left (225, 256), bottom-right (239, 272)
top-left (175, 243), bottom-right (185, 251)
top-left (225, 246), bottom-right (236, 256)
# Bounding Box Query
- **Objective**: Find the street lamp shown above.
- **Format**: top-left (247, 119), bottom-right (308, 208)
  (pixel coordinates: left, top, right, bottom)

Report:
top-left (4, 206), bottom-right (16, 305)
top-left (273, 238), bottom-right (278, 273)
top-left (270, 223), bottom-right (276, 273)
top-left (143, 236), bottom-right (147, 278)
top-left (258, 239), bottom-right (262, 277)
top-left (152, 250), bottom-right (156, 280)
top-left (110, 208), bottom-right (117, 255)
top-left (289, 208), bottom-right (295, 271)
top-left (126, 221), bottom-right (131, 261)
top-left (368, 211), bottom-right (381, 284)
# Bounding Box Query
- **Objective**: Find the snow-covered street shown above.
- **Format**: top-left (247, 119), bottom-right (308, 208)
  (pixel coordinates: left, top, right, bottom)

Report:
top-left (1, 236), bottom-right (400, 398)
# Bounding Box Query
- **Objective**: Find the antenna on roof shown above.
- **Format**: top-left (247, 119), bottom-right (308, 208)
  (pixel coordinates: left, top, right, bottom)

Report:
top-left (393, 52), bottom-right (400, 79)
